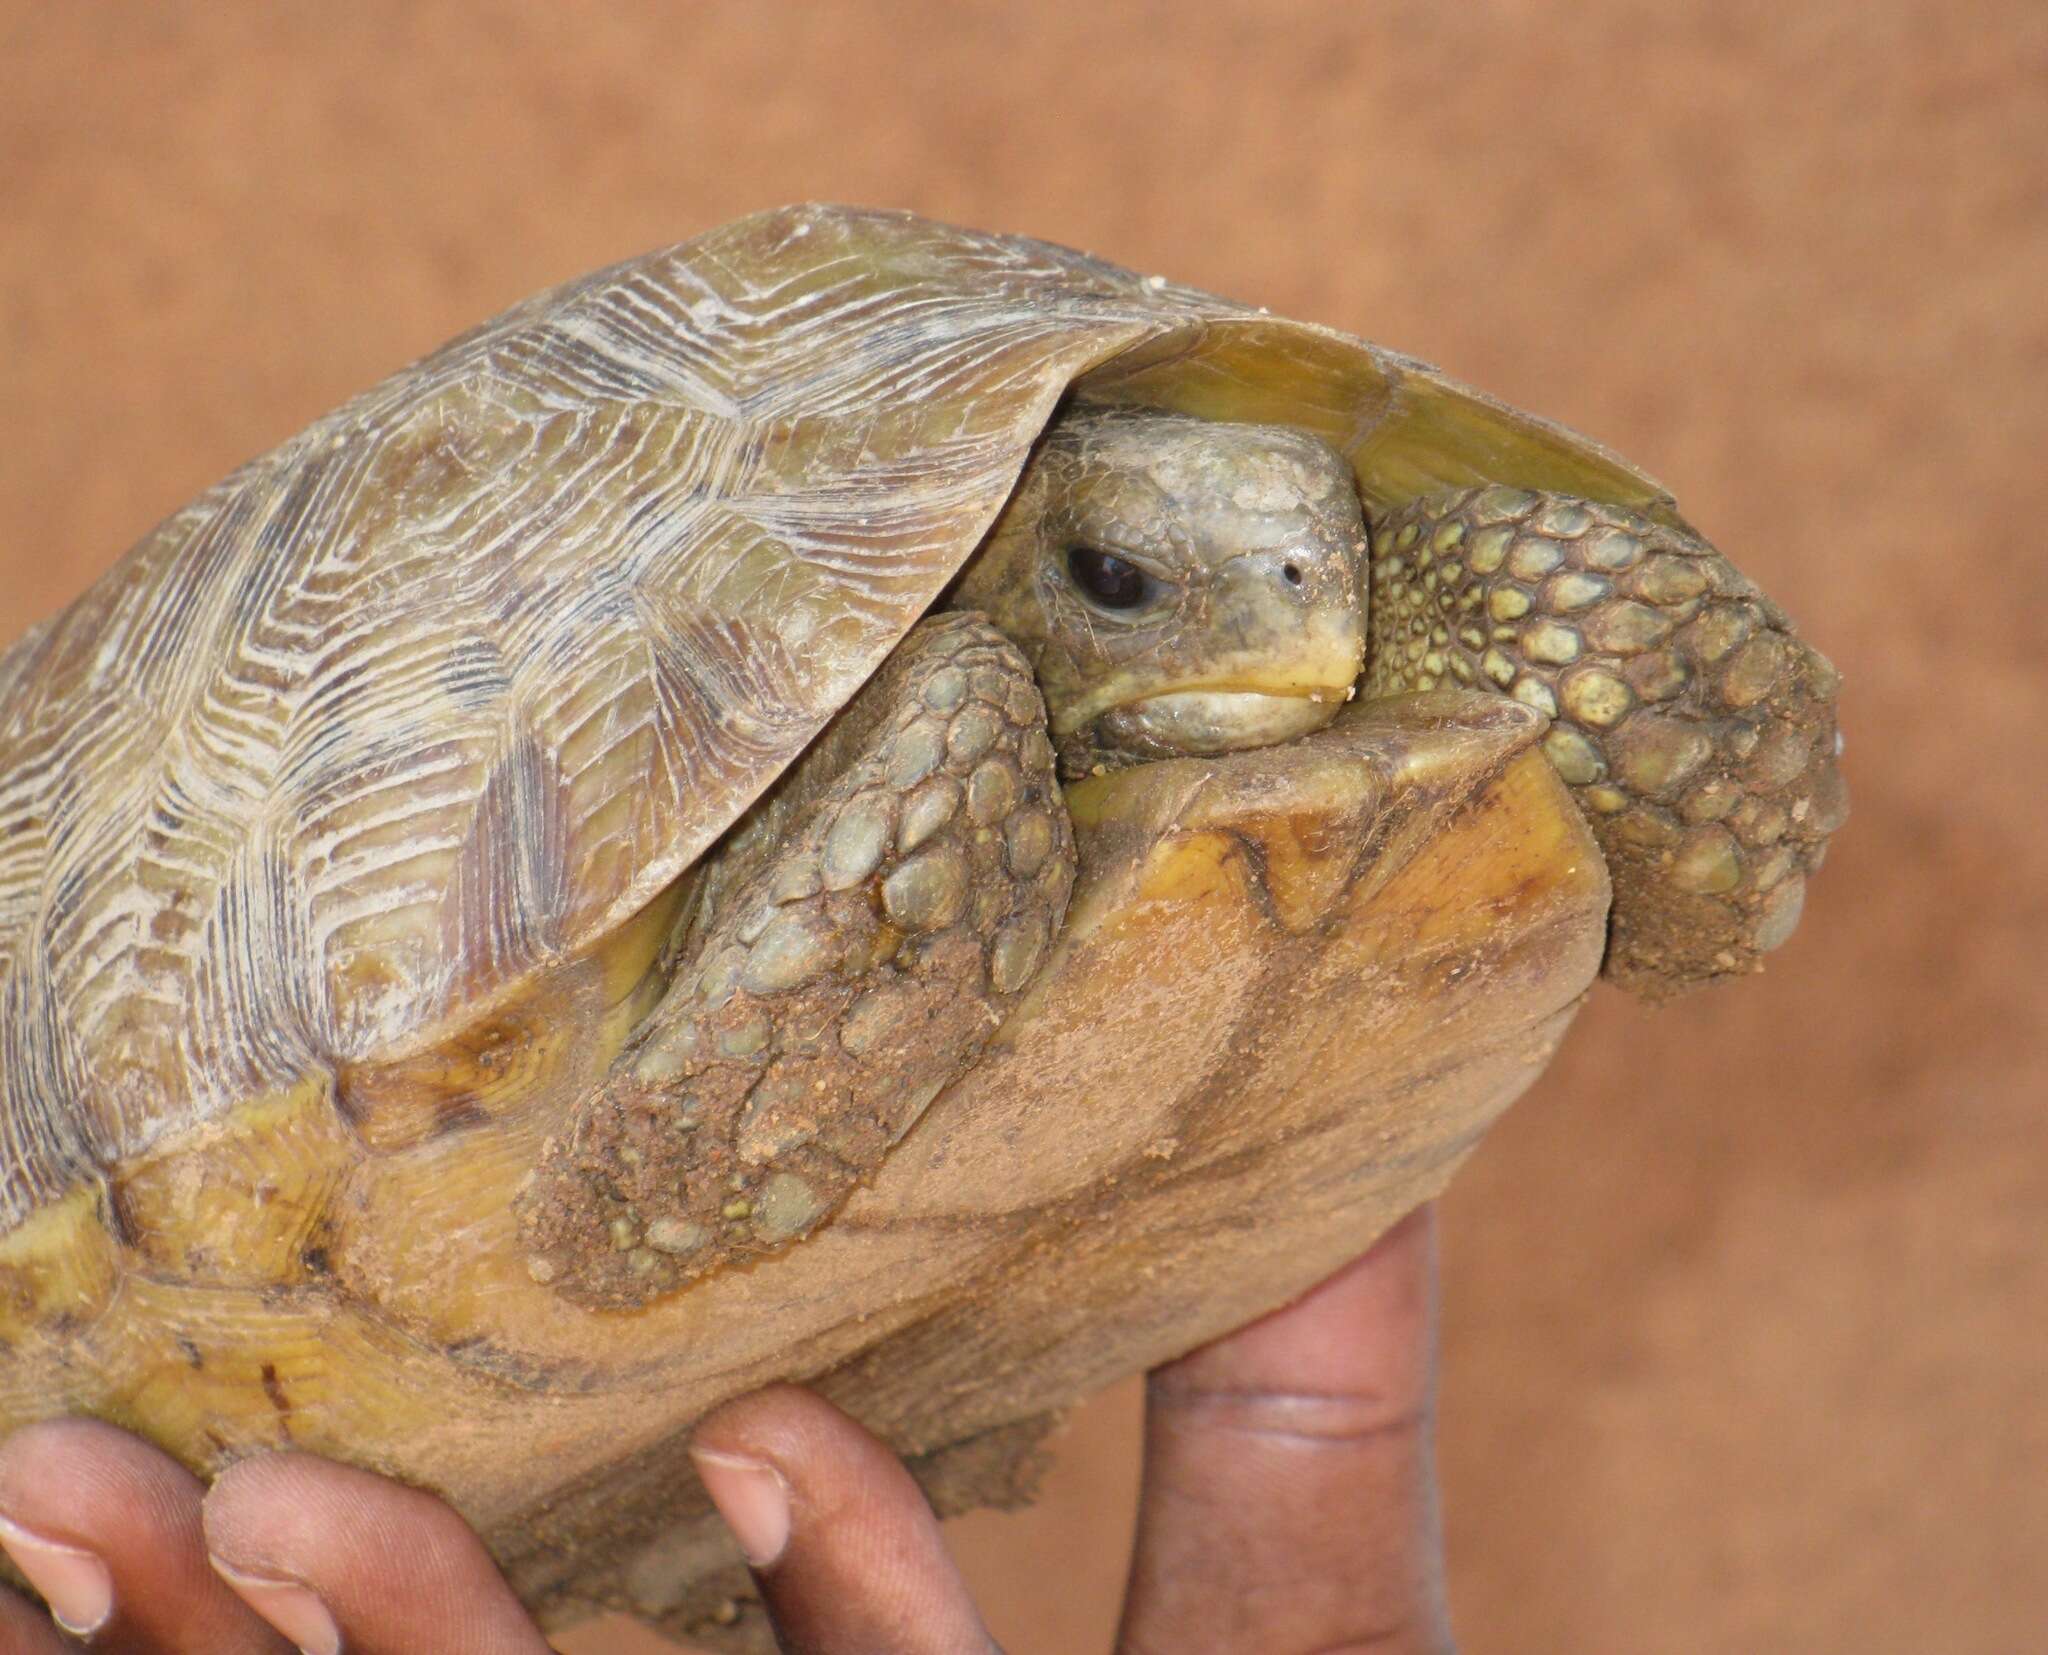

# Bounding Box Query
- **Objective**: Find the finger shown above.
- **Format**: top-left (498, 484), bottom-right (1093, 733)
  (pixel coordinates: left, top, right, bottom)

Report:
top-left (202, 1452), bottom-right (555, 1655)
top-left (0, 1418), bottom-right (288, 1653)
top-left (690, 1384), bottom-right (998, 1655)
top-left (0, 1585), bottom-right (73, 1654)
top-left (1118, 1205), bottom-right (1452, 1655)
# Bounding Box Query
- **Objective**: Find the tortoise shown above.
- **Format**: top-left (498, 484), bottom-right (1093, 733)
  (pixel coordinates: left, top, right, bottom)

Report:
top-left (0, 205), bottom-right (1844, 1638)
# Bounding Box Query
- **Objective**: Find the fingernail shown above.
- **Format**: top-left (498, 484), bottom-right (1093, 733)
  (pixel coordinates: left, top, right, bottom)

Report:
top-left (0, 1514), bottom-right (113, 1635)
top-left (210, 1557), bottom-right (342, 1655)
top-left (690, 1446), bottom-right (791, 1568)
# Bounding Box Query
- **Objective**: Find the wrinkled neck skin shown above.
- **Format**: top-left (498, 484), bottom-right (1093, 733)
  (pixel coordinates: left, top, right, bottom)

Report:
top-left (950, 405), bottom-right (1369, 775)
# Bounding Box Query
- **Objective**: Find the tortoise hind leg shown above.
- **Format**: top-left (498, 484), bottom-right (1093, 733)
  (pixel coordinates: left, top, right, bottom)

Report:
top-left (517, 613), bottom-right (1075, 1308)
top-left (1365, 488), bottom-right (1847, 997)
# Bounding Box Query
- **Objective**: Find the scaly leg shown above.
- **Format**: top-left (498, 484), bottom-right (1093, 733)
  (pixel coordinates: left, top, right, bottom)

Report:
top-left (1366, 487), bottom-right (1846, 996)
top-left (519, 613), bottom-right (1076, 1307)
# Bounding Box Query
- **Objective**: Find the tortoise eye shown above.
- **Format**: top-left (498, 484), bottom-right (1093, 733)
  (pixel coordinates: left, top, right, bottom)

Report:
top-left (1066, 546), bottom-right (1156, 611)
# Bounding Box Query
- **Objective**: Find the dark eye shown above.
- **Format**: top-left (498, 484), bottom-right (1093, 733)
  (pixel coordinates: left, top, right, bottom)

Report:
top-left (1067, 546), bottom-right (1155, 610)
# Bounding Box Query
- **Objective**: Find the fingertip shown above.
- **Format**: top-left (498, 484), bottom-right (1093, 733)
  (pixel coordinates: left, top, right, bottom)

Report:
top-left (0, 1417), bottom-right (279, 1652)
top-left (200, 1449), bottom-right (334, 1584)
top-left (688, 1387), bottom-right (998, 1654)
top-left (208, 1554), bottom-right (343, 1655)
top-left (687, 1446), bottom-right (792, 1568)
top-left (0, 1584), bottom-right (72, 1654)
top-left (0, 1415), bottom-right (201, 1522)
top-left (202, 1450), bottom-right (552, 1655)
top-left (200, 1449), bottom-right (450, 1594)
top-left (689, 1384), bottom-right (872, 1577)
top-left (691, 1382), bottom-right (845, 1462)
top-left (0, 1512), bottom-right (112, 1636)
top-left (1161, 1203), bottom-right (1438, 1398)
top-left (1122, 1209), bottom-right (1452, 1655)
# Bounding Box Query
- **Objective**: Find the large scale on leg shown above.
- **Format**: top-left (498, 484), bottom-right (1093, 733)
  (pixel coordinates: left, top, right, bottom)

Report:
top-left (0, 206), bottom-right (1844, 1647)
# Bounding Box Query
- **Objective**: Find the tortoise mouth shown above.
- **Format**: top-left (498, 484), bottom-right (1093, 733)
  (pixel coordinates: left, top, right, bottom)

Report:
top-left (1095, 684), bottom-right (1352, 756)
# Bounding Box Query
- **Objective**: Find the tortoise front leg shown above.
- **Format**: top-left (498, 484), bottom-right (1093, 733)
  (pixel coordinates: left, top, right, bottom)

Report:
top-left (1365, 488), bottom-right (1847, 996)
top-left (517, 614), bottom-right (1076, 1308)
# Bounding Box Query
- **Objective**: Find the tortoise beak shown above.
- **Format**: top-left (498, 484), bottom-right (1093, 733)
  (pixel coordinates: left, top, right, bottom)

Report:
top-left (1070, 598), bottom-right (1365, 756)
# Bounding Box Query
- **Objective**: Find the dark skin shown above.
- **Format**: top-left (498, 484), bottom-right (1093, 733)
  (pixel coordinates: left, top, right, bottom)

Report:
top-left (0, 1206), bottom-right (1448, 1654)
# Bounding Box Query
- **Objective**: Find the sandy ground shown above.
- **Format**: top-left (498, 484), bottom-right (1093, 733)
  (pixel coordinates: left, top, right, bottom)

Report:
top-left (1, 5), bottom-right (2041, 1650)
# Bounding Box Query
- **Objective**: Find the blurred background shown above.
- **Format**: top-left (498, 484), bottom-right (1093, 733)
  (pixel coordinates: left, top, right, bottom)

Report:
top-left (2, 4), bottom-right (2040, 1650)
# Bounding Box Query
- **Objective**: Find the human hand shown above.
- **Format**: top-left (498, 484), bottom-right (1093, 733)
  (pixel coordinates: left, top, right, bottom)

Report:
top-left (0, 1206), bottom-right (1448, 1653)
top-left (693, 1203), bottom-right (1450, 1653)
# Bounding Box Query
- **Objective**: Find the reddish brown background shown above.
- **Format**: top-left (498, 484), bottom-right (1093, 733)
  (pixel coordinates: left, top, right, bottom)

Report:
top-left (2, 5), bottom-right (2041, 1651)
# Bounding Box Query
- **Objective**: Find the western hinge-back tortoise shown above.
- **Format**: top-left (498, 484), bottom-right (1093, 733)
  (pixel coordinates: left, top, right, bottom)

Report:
top-left (0, 205), bottom-right (1843, 1640)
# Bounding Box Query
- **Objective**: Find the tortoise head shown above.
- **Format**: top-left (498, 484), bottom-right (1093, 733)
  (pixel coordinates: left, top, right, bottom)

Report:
top-left (954, 405), bottom-right (1366, 771)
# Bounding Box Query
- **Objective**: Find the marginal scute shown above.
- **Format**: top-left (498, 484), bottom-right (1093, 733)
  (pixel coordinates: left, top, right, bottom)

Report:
top-left (0, 1188), bottom-right (119, 1345)
top-left (113, 1073), bottom-right (352, 1286)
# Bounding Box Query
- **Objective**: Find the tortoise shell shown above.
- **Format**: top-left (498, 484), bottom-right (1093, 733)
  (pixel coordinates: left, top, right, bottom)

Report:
top-left (0, 204), bottom-right (1675, 1226)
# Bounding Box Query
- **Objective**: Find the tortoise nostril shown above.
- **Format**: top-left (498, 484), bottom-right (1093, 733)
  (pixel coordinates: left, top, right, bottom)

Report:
top-left (1282, 562), bottom-right (1303, 586)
